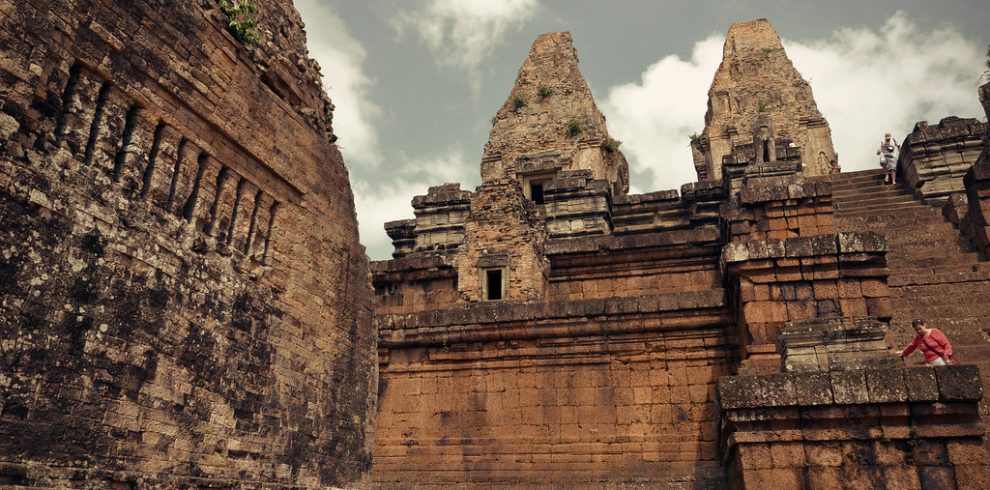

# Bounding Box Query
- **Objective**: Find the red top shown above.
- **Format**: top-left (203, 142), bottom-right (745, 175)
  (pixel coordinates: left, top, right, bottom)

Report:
top-left (901, 328), bottom-right (953, 363)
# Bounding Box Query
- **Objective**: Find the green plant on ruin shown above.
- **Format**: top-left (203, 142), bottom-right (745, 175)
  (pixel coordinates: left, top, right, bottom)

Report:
top-left (903, 423), bottom-right (925, 464)
top-left (220, 0), bottom-right (259, 45)
top-left (567, 119), bottom-right (582, 137)
top-left (756, 101), bottom-right (767, 113)
top-left (537, 84), bottom-right (552, 99)
top-left (602, 137), bottom-right (622, 153)
top-left (512, 93), bottom-right (526, 111)
top-left (490, 116), bottom-right (497, 127)
top-left (689, 132), bottom-right (702, 146)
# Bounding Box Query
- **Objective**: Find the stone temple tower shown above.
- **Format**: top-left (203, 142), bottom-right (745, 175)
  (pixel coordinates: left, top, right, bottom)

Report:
top-left (691, 18), bottom-right (839, 182)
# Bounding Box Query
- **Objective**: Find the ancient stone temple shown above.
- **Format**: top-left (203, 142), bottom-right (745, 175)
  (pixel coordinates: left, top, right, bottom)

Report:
top-left (0, 1), bottom-right (375, 487)
top-left (691, 19), bottom-right (839, 182)
top-left (372, 22), bottom-right (990, 489)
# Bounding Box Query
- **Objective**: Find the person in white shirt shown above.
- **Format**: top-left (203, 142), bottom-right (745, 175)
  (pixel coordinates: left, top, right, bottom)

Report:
top-left (876, 133), bottom-right (900, 185)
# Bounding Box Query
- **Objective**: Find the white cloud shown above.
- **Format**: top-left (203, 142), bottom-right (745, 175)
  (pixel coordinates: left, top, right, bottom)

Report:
top-left (296, 0), bottom-right (383, 166)
top-left (601, 34), bottom-right (724, 193)
top-left (785, 12), bottom-right (985, 173)
top-left (603, 12), bottom-right (987, 194)
top-left (392, 0), bottom-right (540, 93)
top-left (354, 147), bottom-right (481, 260)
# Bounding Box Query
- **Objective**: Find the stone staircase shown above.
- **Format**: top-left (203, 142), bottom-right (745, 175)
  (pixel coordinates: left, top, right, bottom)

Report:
top-left (826, 168), bottom-right (990, 419)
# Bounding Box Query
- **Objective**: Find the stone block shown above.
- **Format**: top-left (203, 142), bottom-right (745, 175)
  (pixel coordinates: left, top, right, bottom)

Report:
top-left (865, 369), bottom-right (907, 403)
top-left (766, 239), bottom-right (787, 257)
top-left (723, 242), bottom-right (750, 263)
top-left (954, 464), bottom-right (990, 490)
top-left (784, 236), bottom-right (816, 257)
top-left (917, 465), bottom-right (957, 490)
top-left (718, 373), bottom-right (797, 409)
top-left (830, 371), bottom-right (869, 405)
top-left (904, 367), bottom-right (939, 401)
top-left (935, 365), bottom-right (982, 401)
top-left (793, 372), bottom-right (834, 406)
top-left (837, 232), bottom-right (886, 253)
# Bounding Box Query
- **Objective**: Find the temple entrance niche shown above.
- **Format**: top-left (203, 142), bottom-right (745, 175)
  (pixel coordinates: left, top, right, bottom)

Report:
top-left (754, 125), bottom-right (775, 163)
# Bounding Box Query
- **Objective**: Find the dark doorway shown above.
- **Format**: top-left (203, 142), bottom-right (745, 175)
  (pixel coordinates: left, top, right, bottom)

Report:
top-left (530, 182), bottom-right (545, 204)
top-left (486, 269), bottom-right (503, 300)
top-left (762, 139), bottom-right (771, 163)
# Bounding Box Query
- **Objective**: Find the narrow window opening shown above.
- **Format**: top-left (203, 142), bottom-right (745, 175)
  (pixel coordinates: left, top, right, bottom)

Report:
top-left (762, 139), bottom-right (770, 163)
top-left (485, 269), bottom-right (503, 301)
top-left (530, 182), bottom-right (545, 204)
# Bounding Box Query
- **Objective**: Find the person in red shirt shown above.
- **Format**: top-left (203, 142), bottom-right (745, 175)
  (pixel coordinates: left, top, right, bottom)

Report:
top-left (896, 319), bottom-right (953, 366)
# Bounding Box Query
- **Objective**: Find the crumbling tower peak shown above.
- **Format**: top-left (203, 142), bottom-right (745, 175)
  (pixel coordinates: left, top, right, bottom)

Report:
top-left (483, 31), bottom-right (629, 195)
top-left (724, 18), bottom-right (782, 54)
top-left (692, 18), bottom-right (838, 184)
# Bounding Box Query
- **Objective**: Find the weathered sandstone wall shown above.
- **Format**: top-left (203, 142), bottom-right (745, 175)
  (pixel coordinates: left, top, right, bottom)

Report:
top-left (0, 0), bottom-right (375, 487)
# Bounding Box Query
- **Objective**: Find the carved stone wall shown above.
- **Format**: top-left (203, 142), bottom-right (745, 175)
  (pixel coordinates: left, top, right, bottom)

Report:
top-left (718, 366), bottom-right (988, 490)
top-left (0, 1), bottom-right (375, 487)
top-left (899, 117), bottom-right (986, 205)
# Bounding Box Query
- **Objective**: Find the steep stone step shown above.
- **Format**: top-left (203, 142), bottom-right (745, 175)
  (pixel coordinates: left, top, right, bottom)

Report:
top-left (891, 257), bottom-right (982, 271)
top-left (838, 204), bottom-right (940, 218)
top-left (824, 169), bottom-right (886, 184)
top-left (893, 303), bottom-right (990, 320)
top-left (889, 289), bottom-right (990, 307)
top-left (835, 196), bottom-right (919, 211)
top-left (831, 187), bottom-right (913, 200)
top-left (895, 282), bottom-right (990, 297)
top-left (887, 239), bottom-right (977, 255)
top-left (889, 269), bottom-right (990, 287)
top-left (837, 203), bottom-right (941, 217)
top-left (830, 178), bottom-right (906, 189)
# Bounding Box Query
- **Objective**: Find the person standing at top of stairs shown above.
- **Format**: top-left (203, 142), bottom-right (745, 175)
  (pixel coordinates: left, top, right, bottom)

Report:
top-left (877, 132), bottom-right (901, 185)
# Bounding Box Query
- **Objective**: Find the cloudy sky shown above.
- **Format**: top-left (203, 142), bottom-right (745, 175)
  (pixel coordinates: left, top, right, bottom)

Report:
top-left (294, 0), bottom-right (990, 260)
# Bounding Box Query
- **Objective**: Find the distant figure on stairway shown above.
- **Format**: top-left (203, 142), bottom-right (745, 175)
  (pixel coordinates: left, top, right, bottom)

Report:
top-left (877, 132), bottom-right (900, 185)
top-left (895, 319), bottom-right (955, 366)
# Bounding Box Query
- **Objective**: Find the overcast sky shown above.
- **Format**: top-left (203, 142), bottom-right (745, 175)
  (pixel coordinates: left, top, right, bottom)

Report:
top-left (294, 0), bottom-right (990, 260)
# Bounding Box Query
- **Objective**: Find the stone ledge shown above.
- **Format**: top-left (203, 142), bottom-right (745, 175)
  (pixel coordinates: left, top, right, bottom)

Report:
top-left (411, 183), bottom-right (472, 206)
top-left (614, 189), bottom-right (680, 205)
top-left (717, 365), bottom-right (982, 410)
top-left (377, 288), bottom-right (726, 330)
top-left (738, 179), bottom-right (832, 205)
top-left (722, 232), bottom-right (885, 264)
top-left (371, 253), bottom-right (452, 274)
top-left (548, 226), bottom-right (721, 255)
